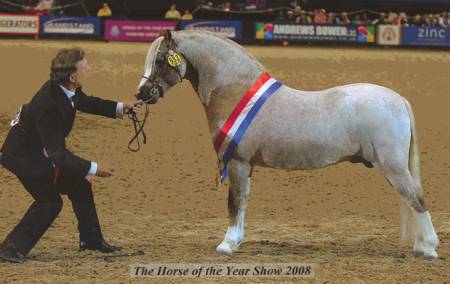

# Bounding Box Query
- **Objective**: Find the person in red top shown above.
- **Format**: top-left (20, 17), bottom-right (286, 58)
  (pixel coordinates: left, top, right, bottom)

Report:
top-left (314, 9), bottom-right (327, 24)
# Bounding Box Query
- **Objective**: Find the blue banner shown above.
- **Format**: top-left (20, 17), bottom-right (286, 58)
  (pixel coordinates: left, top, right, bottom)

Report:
top-left (402, 26), bottom-right (450, 46)
top-left (40, 16), bottom-right (100, 36)
top-left (180, 21), bottom-right (242, 39)
top-left (255, 22), bottom-right (360, 42)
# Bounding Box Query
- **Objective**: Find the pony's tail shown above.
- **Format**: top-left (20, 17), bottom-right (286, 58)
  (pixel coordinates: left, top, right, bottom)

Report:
top-left (401, 98), bottom-right (422, 241)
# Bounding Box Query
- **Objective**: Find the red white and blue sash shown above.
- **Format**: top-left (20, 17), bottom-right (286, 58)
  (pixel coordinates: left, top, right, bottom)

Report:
top-left (214, 72), bottom-right (282, 182)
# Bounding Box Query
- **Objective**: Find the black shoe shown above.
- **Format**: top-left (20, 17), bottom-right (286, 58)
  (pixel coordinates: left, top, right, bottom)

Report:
top-left (79, 239), bottom-right (122, 253)
top-left (0, 242), bottom-right (25, 263)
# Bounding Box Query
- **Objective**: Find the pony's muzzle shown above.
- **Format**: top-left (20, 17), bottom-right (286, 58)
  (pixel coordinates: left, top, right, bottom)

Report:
top-left (137, 84), bottom-right (161, 104)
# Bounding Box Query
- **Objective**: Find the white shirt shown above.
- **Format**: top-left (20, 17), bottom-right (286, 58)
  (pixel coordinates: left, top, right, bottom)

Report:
top-left (59, 85), bottom-right (124, 177)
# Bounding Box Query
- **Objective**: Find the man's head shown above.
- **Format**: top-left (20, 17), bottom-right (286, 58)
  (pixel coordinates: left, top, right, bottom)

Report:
top-left (50, 47), bottom-right (90, 89)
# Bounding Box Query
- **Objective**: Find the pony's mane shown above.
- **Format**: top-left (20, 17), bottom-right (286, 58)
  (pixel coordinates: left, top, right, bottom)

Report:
top-left (174, 30), bottom-right (264, 70)
top-left (143, 36), bottom-right (164, 79)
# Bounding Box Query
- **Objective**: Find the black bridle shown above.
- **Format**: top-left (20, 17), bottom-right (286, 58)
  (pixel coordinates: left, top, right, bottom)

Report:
top-left (127, 102), bottom-right (150, 152)
top-left (127, 48), bottom-right (184, 152)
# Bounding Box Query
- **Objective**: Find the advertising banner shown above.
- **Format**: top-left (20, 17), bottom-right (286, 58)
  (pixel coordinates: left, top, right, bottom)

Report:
top-left (377, 25), bottom-right (401, 45)
top-left (40, 16), bottom-right (100, 35)
top-left (104, 20), bottom-right (176, 42)
top-left (402, 26), bottom-right (450, 46)
top-left (180, 21), bottom-right (242, 39)
top-left (255, 22), bottom-right (362, 42)
top-left (0, 14), bottom-right (39, 35)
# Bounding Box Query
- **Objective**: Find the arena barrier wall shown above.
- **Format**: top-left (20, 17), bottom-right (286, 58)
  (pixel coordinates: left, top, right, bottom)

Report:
top-left (3, 15), bottom-right (450, 49)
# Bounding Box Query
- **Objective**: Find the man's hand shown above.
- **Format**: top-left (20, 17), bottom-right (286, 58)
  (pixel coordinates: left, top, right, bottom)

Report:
top-left (124, 100), bottom-right (144, 114)
top-left (96, 164), bottom-right (113, 178)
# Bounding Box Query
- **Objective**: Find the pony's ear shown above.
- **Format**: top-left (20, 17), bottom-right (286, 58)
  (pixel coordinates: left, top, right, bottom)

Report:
top-left (163, 30), bottom-right (173, 46)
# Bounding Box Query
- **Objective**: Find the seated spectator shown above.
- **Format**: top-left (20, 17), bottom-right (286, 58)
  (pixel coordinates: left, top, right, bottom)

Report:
top-left (352, 14), bottom-right (361, 25)
top-left (293, 5), bottom-right (302, 17)
top-left (246, 0), bottom-right (266, 10)
top-left (361, 13), bottom-right (370, 25)
top-left (340, 12), bottom-right (351, 25)
top-left (438, 11), bottom-right (448, 28)
top-left (314, 9), bottom-right (327, 24)
top-left (388, 12), bottom-right (400, 25)
top-left (327, 12), bottom-right (340, 24)
top-left (25, 0), bottom-right (54, 15)
top-left (430, 14), bottom-right (439, 27)
top-left (222, 1), bottom-right (231, 11)
top-left (165, 4), bottom-right (181, 20)
top-left (372, 12), bottom-right (389, 25)
top-left (275, 10), bottom-right (287, 22)
top-left (181, 9), bottom-right (193, 20)
top-left (296, 10), bottom-right (312, 24)
top-left (422, 14), bottom-right (431, 26)
top-left (97, 3), bottom-right (112, 18)
top-left (399, 12), bottom-right (409, 26)
top-left (206, 1), bottom-right (214, 9)
top-left (411, 14), bottom-right (424, 27)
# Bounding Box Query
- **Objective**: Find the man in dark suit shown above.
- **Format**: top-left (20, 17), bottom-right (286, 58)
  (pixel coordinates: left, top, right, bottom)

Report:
top-left (0, 47), bottom-right (143, 263)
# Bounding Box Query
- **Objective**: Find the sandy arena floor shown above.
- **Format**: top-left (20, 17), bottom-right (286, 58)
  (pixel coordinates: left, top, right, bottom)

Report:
top-left (0, 39), bottom-right (449, 283)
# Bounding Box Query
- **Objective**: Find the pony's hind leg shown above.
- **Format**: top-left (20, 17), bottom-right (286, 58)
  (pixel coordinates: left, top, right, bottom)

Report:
top-left (216, 159), bottom-right (251, 255)
top-left (383, 167), bottom-right (439, 259)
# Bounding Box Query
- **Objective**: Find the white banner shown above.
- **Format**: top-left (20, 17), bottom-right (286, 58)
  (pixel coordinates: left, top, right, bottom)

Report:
top-left (0, 14), bottom-right (39, 34)
top-left (377, 25), bottom-right (401, 46)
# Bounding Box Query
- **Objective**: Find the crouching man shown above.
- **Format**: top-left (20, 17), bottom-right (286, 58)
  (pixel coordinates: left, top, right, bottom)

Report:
top-left (0, 47), bottom-right (143, 262)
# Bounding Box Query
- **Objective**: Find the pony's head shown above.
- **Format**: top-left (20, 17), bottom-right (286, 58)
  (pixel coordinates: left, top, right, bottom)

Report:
top-left (136, 30), bottom-right (187, 104)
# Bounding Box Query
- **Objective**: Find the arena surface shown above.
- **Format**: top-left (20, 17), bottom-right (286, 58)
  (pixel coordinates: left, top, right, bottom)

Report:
top-left (0, 39), bottom-right (449, 283)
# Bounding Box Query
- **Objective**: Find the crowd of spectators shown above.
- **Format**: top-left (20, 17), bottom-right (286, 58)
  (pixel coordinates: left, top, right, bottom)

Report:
top-left (276, 7), bottom-right (450, 28)
top-left (10, 0), bottom-right (450, 28)
top-left (370, 11), bottom-right (450, 27)
top-left (163, 1), bottom-right (450, 28)
top-left (164, 4), bottom-right (194, 20)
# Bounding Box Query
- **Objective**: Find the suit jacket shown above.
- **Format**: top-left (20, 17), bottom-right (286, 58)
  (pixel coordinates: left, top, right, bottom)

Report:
top-left (0, 80), bottom-right (118, 179)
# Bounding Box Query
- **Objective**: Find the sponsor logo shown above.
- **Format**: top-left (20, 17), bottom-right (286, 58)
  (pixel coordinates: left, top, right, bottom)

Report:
top-left (358, 26), bottom-right (375, 43)
top-left (180, 21), bottom-right (242, 39)
top-left (43, 17), bottom-right (94, 34)
top-left (417, 27), bottom-right (445, 40)
top-left (0, 15), bottom-right (39, 34)
top-left (382, 26), bottom-right (397, 41)
top-left (110, 25), bottom-right (120, 37)
top-left (255, 22), bottom-right (358, 42)
top-left (377, 25), bottom-right (401, 45)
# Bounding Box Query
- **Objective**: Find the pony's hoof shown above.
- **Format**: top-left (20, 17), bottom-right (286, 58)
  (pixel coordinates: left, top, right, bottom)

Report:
top-left (413, 250), bottom-right (424, 257)
top-left (216, 242), bottom-right (233, 255)
top-left (422, 250), bottom-right (438, 260)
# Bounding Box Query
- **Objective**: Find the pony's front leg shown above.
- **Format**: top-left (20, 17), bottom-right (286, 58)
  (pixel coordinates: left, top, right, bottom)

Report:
top-left (216, 159), bottom-right (252, 255)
